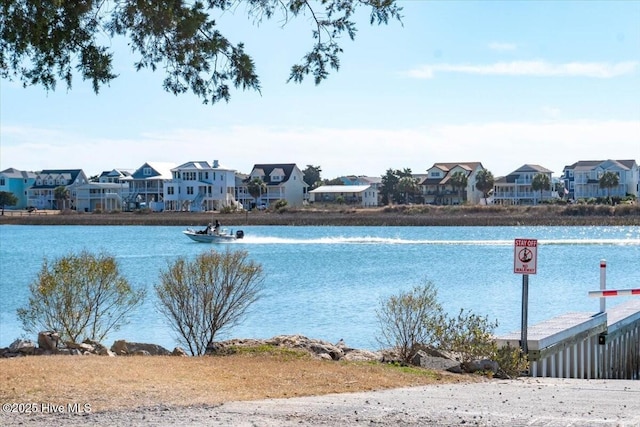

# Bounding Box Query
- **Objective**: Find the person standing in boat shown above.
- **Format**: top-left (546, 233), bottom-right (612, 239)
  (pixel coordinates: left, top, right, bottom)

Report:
top-left (214, 220), bottom-right (221, 235)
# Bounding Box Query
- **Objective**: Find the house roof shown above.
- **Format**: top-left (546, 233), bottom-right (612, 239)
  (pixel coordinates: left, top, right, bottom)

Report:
top-left (429, 162), bottom-right (481, 173)
top-left (0, 168), bottom-right (37, 179)
top-left (31, 169), bottom-right (85, 188)
top-left (129, 162), bottom-right (175, 180)
top-left (99, 169), bottom-right (132, 178)
top-left (310, 185), bottom-right (371, 194)
top-left (564, 159), bottom-right (637, 172)
top-left (423, 162), bottom-right (483, 186)
top-left (171, 160), bottom-right (235, 172)
top-left (249, 163), bottom-right (304, 186)
top-left (494, 164), bottom-right (554, 184)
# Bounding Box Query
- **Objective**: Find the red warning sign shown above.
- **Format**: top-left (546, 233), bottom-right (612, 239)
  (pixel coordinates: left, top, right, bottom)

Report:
top-left (514, 239), bottom-right (537, 275)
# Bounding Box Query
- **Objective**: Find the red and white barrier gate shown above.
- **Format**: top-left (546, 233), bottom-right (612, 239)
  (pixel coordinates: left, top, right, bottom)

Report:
top-left (588, 288), bottom-right (640, 298)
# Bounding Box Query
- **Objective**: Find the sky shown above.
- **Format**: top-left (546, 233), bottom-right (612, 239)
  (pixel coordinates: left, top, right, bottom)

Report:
top-left (1, 1), bottom-right (639, 180)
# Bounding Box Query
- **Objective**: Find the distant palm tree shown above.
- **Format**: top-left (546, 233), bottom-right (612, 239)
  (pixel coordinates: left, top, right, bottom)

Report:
top-left (599, 171), bottom-right (620, 205)
top-left (531, 173), bottom-right (551, 204)
top-left (475, 170), bottom-right (495, 205)
top-left (450, 171), bottom-right (468, 204)
top-left (54, 186), bottom-right (69, 210)
top-left (397, 176), bottom-right (420, 204)
top-left (247, 178), bottom-right (266, 208)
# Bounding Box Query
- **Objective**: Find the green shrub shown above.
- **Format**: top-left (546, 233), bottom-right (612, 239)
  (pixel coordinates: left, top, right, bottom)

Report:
top-left (376, 283), bottom-right (443, 364)
top-left (495, 343), bottom-right (529, 378)
top-left (433, 308), bottom-right (498, 370)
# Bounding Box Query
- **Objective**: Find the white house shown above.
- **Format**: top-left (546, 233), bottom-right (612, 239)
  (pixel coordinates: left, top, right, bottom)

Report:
top-left (163, 160), bottom-right (240, 212)
top-left (421, 162), bottom-right (485, 205)
top-left (74, 169), bottom-right (133, 212)
top-left (245, 164), bottom-right (307, 208)
top-left (309, 185), bottom-right (378, 207)
top-left (493, 164), bottom-right (555, 205)
top-left (563, 159), bottom-right (639, 200)
top-left (121, 162), bottom-right (174, 211)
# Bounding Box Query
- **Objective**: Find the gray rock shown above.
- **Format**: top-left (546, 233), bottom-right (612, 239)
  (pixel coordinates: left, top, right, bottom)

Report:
top-left (466, 359), bottom-right (499, 374)
top-left (111, 340), bottom-right (171, 356)
top-left (412, 350), bottom-right (463, 372)
top-left (37, 331), bottom-right (60, 351)
top-left (9, 339), bottom-right (36, 354)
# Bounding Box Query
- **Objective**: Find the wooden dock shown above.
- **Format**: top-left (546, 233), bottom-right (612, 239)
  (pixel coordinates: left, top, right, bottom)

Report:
top-left (496, 299), bottom-right (640, 379)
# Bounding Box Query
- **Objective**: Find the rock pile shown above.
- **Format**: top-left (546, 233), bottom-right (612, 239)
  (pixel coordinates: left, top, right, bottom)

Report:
top-left (0, 331), bottom-right (185, 358)
top-left (0, 332), bottom-right (494, 375)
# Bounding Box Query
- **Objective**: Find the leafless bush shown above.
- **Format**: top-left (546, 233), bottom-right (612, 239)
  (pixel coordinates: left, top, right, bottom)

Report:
top-left (155, 249), bottom-right (265, 356)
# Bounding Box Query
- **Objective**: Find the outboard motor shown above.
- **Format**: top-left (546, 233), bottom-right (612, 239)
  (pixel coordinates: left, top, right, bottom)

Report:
top-left (235, 230), bottom-right (244, 239)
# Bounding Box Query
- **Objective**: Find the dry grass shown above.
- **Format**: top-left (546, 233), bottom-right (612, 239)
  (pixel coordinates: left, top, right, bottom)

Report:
top-left (1, 205), bottom-right (638, 227)
top-left (0, 349), bottom-right (476, 412)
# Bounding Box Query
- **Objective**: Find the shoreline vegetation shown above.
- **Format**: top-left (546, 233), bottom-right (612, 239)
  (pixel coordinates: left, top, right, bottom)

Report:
top-left (1, 204), bottom-right (640, 226)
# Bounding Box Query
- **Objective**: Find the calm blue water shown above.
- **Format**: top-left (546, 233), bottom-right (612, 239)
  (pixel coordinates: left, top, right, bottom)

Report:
top-left (1, 225), bottom-right (639, 351)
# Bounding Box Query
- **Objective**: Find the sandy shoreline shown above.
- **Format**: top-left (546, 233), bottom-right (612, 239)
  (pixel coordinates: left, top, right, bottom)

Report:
top-left (3, 378), bottom-right (639, 426)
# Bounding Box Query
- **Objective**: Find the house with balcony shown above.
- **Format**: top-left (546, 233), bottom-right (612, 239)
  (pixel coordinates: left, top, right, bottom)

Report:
top-left (309, 185), bottom-right (378, 207)
top-left (563, 159), bottom-right (639, 201)
top-left (0, 168), bottom-right (37, 209)
top-left (234, 172), bottom-right (252, 209)
top-left (26, 169), bottom-right (88, 210)
top-left (74, 169), bottom-right (133, 212)
top-left (421, 162), bottom-right (485, 205)
top-left (493, 164), bottom-right (555, 205)
top-left (163, 160), bottom-right (240, 212)
top-left (244, 164), bottom-right (307, 208)
top-left (121, 162), bottom-right (174, 211)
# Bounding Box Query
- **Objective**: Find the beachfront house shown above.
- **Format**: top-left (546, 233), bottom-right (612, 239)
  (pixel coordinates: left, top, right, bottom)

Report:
top-left (121, 162), bottom-right (174, 211)
top-left (493, 164), bottom-right (555, 205)
top-left (244, 164), bottom-right (307, 208)
top-left (26, 169), bottom-right (88, 210)
top-left (563, 160), bottom-right (639, 201)
top-left (421, 162), bottom-right (485, 205)
top-left (74, 169), bottom-right (133, 213)
top-left (163, 160), bottom-right (240, 212)
top-left (309, 184), bottom-right (378, 207)
top-left (0, 167), bottom-right (37, 209)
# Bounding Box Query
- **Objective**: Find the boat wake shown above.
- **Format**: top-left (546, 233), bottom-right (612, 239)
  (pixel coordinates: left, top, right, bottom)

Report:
top-left (236, 236), bottom-right (640, 246)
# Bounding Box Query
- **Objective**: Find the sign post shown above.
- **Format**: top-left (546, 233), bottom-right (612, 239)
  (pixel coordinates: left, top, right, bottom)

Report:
top-left (514, 239), bottom-right (538, 356)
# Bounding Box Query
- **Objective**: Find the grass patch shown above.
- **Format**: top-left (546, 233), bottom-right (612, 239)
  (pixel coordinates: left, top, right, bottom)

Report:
top-left (0, 354), bottom-right (476, 413)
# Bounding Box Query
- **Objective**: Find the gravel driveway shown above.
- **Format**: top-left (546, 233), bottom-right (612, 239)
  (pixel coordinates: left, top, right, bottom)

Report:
top-left (3, 378), bottom-right (640, 426)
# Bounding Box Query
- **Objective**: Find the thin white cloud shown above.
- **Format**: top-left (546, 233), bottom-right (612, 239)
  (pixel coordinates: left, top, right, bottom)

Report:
top-left (2, 120), bottom-right (638, 179)
top-left (406, 60), bottom-right (638, 79)
top-left (488, 42), bottom-right (517, 51)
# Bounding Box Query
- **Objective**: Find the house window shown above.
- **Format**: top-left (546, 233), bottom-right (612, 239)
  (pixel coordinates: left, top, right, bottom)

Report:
top-left (143, 167), bottom-right (152, 176)
top-left (167, 187), bottom-right (174, 195)
top-left (187, 186), bottom-right (194, 195)
top-left (0, 178), bottom-right (4, 186)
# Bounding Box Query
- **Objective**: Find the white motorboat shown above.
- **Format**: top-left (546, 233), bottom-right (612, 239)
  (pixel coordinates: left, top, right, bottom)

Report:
top-left (183, 227), bottom-right (244, 243)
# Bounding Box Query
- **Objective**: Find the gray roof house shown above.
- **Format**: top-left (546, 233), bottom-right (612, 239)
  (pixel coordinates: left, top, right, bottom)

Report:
top-left (493, 164), bottom-right (555, 205)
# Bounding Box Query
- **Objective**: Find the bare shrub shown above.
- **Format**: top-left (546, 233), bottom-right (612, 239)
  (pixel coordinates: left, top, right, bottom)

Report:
top-left (376, 282), bottom-right (443, 364)
top-left (155, 249), bottom-right (265, 356)
top-left (17, 251), bottom-right (146, 343)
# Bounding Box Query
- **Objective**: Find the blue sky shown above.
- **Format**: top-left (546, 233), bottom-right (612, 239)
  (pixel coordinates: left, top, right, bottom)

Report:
top-left (1, 1), bottom-right (639, 179)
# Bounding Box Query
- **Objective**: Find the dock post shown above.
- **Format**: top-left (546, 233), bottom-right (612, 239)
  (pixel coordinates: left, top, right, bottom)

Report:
top-left (600, 259), bottom-right (606, 314)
